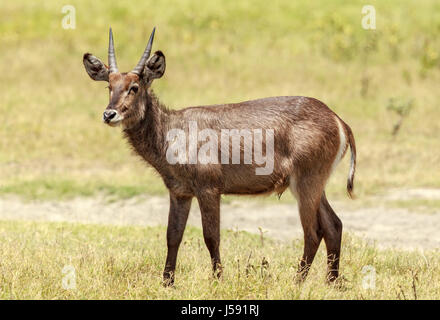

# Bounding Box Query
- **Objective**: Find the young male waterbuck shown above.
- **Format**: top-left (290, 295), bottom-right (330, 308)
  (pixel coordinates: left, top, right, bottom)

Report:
top-left (83, 28), bottom-right (356, 285)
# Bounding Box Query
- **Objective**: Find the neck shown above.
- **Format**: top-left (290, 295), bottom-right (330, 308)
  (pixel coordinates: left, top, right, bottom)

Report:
top-left (123, 88), bottom-right (170, 175)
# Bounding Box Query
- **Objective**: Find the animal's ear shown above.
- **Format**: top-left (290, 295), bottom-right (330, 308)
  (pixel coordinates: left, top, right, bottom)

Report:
top-left (143, 51), bottom-right (166, 83)
top-left (83, 53), bottom-right (109, 81)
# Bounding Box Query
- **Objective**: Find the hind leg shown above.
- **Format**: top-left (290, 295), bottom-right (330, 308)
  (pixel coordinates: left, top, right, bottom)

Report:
top-left (318, 192), bottom-right (343, 282)
top-left (196, 190), bottom-right (222, 278)
top-left (290, 175), bottom-right (325, 281)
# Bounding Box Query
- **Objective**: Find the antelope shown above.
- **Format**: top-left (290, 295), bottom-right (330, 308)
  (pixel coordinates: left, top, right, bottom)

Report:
top-left (83, 28), bottom-right (356, 285)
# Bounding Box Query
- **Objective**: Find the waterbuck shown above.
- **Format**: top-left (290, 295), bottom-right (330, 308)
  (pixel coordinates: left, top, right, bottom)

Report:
top-left (83, 28), bottom-right (356, 285)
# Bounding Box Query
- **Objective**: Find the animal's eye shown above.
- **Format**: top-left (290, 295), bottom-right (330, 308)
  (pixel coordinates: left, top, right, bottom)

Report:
top-left (129, 85), bottom-right (138, 94)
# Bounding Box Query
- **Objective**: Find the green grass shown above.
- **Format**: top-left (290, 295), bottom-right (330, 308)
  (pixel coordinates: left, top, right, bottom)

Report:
top-left (1, 2), bottom-right (439, 300)
top-left (1, 0), bottom-right (440, 200)
top-left (0, 220), bottom-right (438, 299)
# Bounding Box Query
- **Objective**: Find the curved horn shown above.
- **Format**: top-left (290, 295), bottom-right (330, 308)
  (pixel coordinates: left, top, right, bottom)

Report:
top-left (108, 27), bottom-right (118, 74)
top-left (131, 27), bottom-right (156, 76)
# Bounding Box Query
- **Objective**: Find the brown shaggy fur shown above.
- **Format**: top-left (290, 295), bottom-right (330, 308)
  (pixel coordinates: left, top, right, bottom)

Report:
top-left (83, 43), bottom-right (356, 285)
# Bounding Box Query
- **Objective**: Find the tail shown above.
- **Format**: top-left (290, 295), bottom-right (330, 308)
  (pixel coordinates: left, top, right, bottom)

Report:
top-left (345, 124), bottom-right (356, 199)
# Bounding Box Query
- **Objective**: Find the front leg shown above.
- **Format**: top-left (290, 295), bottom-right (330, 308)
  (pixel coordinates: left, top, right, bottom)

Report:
top-left (196, 190), bottom-right (222, 278)
top-left (163, 193), bottom-right (192, 286)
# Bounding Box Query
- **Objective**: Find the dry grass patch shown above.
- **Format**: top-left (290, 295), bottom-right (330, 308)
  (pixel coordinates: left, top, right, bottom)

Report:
top-left (0, 220), bottom-right (438, 299)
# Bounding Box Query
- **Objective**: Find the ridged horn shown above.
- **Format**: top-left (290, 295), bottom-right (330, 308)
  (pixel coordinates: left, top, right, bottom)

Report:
top-left (108, 27), bottom-right (118, 74)
top-left (131, 27), bottom-right (156, 76)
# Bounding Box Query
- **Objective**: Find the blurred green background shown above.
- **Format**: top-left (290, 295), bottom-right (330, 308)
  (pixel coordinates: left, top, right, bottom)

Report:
top-left (1, 0), bottom-right (439, 200)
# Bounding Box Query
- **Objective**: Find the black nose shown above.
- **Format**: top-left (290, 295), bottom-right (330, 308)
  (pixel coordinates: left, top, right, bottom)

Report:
top-left (103, 110), bottom-right (117, 122)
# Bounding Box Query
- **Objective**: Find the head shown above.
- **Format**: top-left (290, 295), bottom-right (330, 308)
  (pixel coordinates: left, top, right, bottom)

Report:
top-left (83, 27), bottom-right (166, 127)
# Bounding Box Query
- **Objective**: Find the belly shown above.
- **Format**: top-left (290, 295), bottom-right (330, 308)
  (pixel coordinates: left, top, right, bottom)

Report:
top-left (222, 164), bottom-right (290, 195)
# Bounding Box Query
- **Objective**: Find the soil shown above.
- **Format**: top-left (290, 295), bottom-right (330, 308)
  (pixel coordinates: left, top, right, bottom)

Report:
top-left (1, 188), bottom-right (439, 250)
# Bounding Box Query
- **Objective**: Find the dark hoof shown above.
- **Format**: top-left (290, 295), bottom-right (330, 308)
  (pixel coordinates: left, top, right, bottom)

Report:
top-left (163, 272), bottom-right (175, 287)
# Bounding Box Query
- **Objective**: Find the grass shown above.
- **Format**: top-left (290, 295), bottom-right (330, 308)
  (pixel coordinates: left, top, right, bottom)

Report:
top-left (1, 0), bottom-right (440, 200)
top-left (0, 219), bottom-right (438, 299)
top-left (1, 1), bottom-right (439, 300)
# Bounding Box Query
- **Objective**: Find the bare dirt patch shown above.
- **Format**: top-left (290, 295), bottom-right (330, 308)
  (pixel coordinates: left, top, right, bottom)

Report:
top-left (1, 188), bottom-right (439, 250)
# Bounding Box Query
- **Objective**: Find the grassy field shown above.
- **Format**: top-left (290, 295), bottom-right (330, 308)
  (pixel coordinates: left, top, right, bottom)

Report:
top-left (1, 0), bottom-right (440, 201)
top-left (0, 220), bottom-right (438, 299)
top-left (0, 0), bottom-right (440, 301)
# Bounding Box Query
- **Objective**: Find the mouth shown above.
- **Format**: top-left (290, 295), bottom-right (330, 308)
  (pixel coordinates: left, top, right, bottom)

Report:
top-left (105, 120), bottom-right (122, 127)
